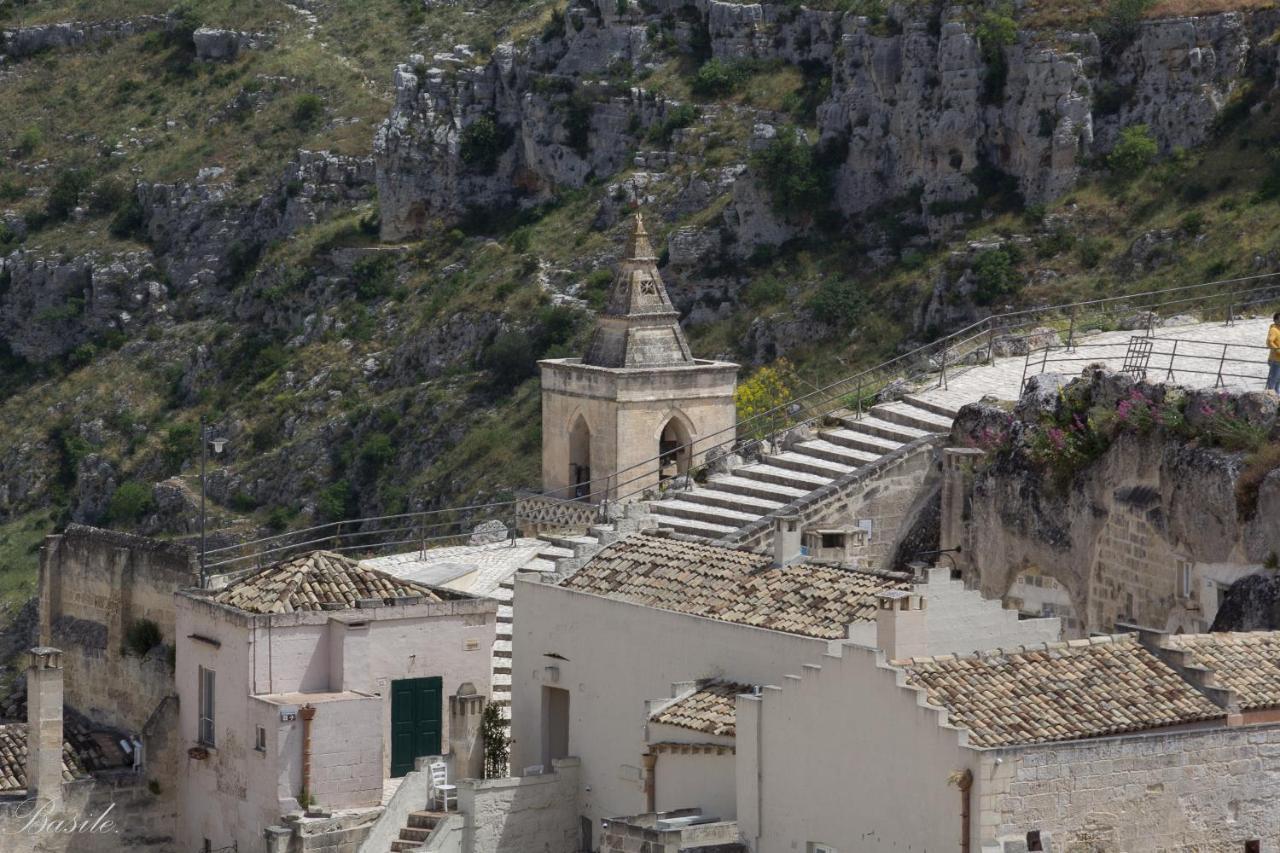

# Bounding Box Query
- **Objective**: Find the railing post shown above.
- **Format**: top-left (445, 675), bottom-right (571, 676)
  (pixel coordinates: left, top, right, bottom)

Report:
top-left (940, 339), bottom-right (949, 391)
top-left (1165, 339), bottom-right (1179, 382)
top-left (1226, 298), bottom-right (1234, 326)
top-left (856, 377), bottom-right (863, 418)
top-left (1066, 311), bottom-right (1076, 352)
top-left (1215, 343), bottom-right (1228, 388)
top-left (986, 325), bottom-right (996, 365)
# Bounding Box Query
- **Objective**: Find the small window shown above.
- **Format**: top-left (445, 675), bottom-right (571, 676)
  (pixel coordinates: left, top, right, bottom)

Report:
top-left (1244, 841), bottom-right (1260, 853)
top-left (1027, 831), bottom-right (1043, 852)
top-left (198, 666), bottom-right (216, 747)
top-left (254, 725), bottom-right (267, 752)
top-left (820, 533), bottom-right (845, 550)
top-left (202, 841), bottom-right (212, 853)
top-left (1179, 562), bottom-right (1193, 598)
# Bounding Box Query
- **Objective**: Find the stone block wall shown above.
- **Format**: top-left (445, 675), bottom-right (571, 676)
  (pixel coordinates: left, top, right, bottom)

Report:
top-left (0, 772), bottom-right (177, 853)
top-left (458, 757), bottom-right (581, 853)
top-left (980, 725), bottom-right (1280, 850)
top-left (38, 525), bottom-right (195, 733)
top-left (728, 436), bottom-right (943, 571)
top-left (601, 813), bottom-right (741, 853)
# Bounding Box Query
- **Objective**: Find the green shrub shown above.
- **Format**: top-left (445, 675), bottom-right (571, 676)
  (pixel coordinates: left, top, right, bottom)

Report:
top-left (970, 247), bottom-right (1021, 306)
top-left (1179, 211), bottom-right (1205, 235)
top-left (44, 168), bottom-right (93, 222)
top-left (16, 126), bottom-right (42, 157)
top-left (110, 194), bottom-right (147, 240)
top-left (351, 254), bottom-right (397, 301)
top-left (749, 127), bottom-right (834, 218)
top-left (1077, 236), bottom-right (1109, 269)
top-left (1108, 124), bottom-right (1157, 178)
top-left (691, 58), bottom-right (749, 98)
top-left (162, 423), bottom-right (197, 474)
top-left (460, 116), bottom-right (511, 175)
top-left (564, 96), bottom-right (593, 157)
top-left (808, 278), bottom-right (865, 328)
top-left (266, 505), bottom-right (295, 532)
top-left (1095, 0), bottom-right (1155, 56)
top-left (744, 275), bottom-right (786, 307)
top-left (89, 178), bottom-right (131, 217)
top-left (317, 479), bottom-right (356, 522)
top-left (647, 103), bottom-right (699, 145)
top-left (124, 618), bottom-right (163, 657)
top-left (482, 701), bottom-right (510, 778)
top-left (107, 481), bottom-right (155, 524)
top-left (359, 432), bottom-right (395, 471)
top-left (976, 10), bottom-right (1016, 104)
top-left (291, 94), bottom-right (324, 129)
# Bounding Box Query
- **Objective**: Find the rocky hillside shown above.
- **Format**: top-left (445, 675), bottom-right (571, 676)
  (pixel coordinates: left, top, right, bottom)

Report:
top-left (3, 0), bottom-right (1280, 615)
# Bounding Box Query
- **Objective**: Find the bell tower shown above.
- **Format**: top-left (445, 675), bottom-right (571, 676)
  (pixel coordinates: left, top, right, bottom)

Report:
top-left (540, 213), bottom-right (738, 502)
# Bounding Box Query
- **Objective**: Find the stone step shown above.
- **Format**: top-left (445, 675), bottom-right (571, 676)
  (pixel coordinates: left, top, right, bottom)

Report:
top-left (537, 532), bottom-right (600, 550)
top-left (497, 614), bottom-right (513, 624)
top-left (652, 498), bottom-right (759, 527)
top-left (408, 811), bottom-right (447, 830)
top-left (834, 414), bottom-right (931, 444)
top-left (819, 426), bottom-right (904, 456)
top-left (490, 586), bottom-right (513, 602)
top-left (400, 826), bottom-right (433, 842)
top-left (391, 841), bottom-right (422, 852)
top-left (900, 393), bottom-right (962, 419)
top-left (493, 638), bottom-right (512, 654)
top-left (493, 673), bottom-right (512, 687)
top-left (648, 511), bottom-right (738, 539)
top-left (493, 664), bottom-right (512, 675)
top-left (535, 544), bottom-right (574, 559)
top-left (704, 474), bottom-right (809, 504)
top-left (764, 450), bottom-right (855, 479)
top-left (793, 438), bottom-right (880, 467)
top-left (869, 400), bottom-right (955, 432)
top-left (678, 487), bottom-right (786, 516)
top-left (733, 461), bottom-right (831, 491)
top-left (493, 649), bottom-right (512, 660)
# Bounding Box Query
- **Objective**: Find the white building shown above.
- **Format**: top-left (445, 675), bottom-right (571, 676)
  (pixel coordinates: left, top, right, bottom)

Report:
top-left (510, 528), bottom-right (1060, 845)
top-left (174, 550), bottom-right (497, 853)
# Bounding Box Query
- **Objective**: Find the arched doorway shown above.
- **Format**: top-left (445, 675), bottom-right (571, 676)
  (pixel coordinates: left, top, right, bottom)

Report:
top-left (658, 415), bottom-right (692, 483)
top-left (569, 416), bottom-right (591, 500)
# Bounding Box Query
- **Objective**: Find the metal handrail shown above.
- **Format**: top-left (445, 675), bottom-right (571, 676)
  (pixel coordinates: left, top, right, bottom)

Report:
top-left (201, 270), bottom-right (1280, 572)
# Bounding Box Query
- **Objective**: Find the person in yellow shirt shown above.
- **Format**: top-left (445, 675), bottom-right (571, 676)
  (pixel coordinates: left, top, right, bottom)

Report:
top-left (1269, 312), bottom-right (1280, 392)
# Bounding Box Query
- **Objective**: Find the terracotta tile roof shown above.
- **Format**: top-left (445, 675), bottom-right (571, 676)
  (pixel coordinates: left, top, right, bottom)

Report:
top-left (559, 533), bottom-right (909, 640)
top-left (0, 724), bottom-right (92, 793)
top-left (1164, 631), bottom-right (1280, 711)
top-left (650, 681), bottom-right (754, 737)
top-left (901, 635), bottom-right (1223, 748)
top-left (213, 550), bottom-right (449, 614)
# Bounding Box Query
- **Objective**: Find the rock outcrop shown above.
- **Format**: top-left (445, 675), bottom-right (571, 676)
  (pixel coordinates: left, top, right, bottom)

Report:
top-left (951, 368), bottom-right (1280, 634)
top-left (375, 0), bottom-right (1280, 247)
top-left (0, 16), bottom-right (170, 62)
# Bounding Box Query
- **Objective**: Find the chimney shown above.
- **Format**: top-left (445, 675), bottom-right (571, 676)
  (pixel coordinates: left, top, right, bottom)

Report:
top-left (876, 592), bottom-right (928, 660)
top-left (26, 647), bottom-right (64, 811)
top-left (772, 513), bottom-right (803, 568)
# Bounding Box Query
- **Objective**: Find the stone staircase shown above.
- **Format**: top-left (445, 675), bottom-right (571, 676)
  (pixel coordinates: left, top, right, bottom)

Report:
top-left (488, 522), bottom-right (621, 722)
top-left (649, 396), bottom-right (959, 540)
top-left (389, 810), bottom-right (448, 851)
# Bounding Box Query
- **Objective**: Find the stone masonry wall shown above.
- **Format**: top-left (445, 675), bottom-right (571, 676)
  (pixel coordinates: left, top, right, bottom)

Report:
top-left (727, 436), bottom-right (943, 571)
top-left (38, 525), bottom-right (196, 734)
top-left (980, 725), bottom-right (1280, 850)
top-left (458, 757), bottom-right (581, 853)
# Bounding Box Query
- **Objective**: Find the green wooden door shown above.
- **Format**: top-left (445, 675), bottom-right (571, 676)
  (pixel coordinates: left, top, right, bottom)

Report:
top-left (390, 676), bottom-right (442, 777)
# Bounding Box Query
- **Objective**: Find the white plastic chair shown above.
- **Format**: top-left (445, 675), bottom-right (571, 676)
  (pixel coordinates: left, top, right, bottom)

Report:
top-left (429, 761), bottom-right (457, 812)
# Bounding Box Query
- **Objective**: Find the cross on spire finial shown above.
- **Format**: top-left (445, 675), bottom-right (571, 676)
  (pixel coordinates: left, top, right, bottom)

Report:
top-left (624, 209), bottom-right (657, 262)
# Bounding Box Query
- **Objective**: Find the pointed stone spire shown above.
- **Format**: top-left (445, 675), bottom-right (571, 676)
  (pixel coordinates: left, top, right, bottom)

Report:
top-left (581, 212), bottom-right (694, 369)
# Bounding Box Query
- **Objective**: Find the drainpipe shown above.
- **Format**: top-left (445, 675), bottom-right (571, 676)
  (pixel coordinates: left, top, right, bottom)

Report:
top-left (956, 768), bottom-right (973, 853)
top-left (641, 751), bottom-right (657, 813)
top-left (300, 704), bottom-right (317, 806)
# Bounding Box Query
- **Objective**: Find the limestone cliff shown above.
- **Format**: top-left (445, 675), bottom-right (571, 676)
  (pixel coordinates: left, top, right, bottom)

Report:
top-left (376, 0), bottom-right (1280, 245)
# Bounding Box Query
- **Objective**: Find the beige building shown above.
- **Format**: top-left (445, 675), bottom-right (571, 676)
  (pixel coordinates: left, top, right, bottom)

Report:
top-left (739, 629), bottom-right (1280, 851)
top-left (540, 213), bottom-right (737, 502)
top-left (174, 550), bottom-right (497, 853)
